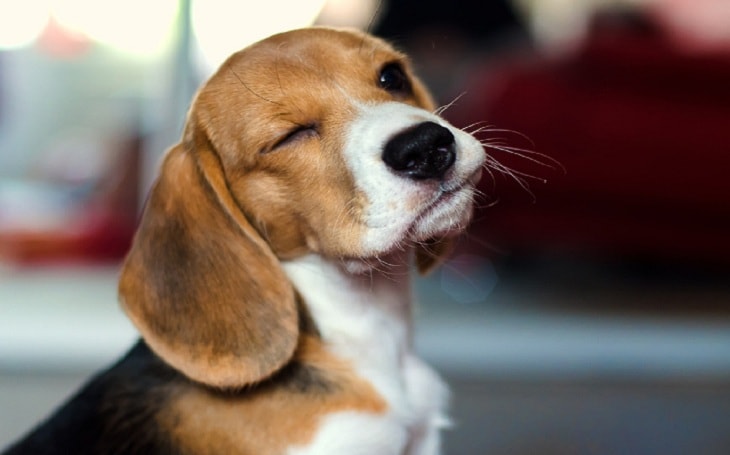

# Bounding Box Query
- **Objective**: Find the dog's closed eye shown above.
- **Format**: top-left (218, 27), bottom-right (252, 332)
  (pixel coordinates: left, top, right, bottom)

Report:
top-left (269, 123), bottom-right (319, 152)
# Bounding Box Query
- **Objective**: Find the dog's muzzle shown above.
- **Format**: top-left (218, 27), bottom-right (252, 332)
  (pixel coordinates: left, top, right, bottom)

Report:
top-left (382, 121), bottom-right (456, 180)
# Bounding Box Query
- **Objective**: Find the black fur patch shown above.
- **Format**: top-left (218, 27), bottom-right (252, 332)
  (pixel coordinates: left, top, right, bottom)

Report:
top-left (2, 342), bottom-right (182, 455)
top-left (275, 361), bottom-right (338, 395)
top-left (3, 337), bottom-right (339, 454)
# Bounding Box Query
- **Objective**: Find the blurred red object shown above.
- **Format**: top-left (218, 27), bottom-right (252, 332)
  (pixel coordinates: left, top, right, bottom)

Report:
top-left (649, 0), bottom-right (730, 53)
top-left (451, 14), bottom-right (730, 263)
top-left (0, 205), bottom-right (136, 264)
top-left (0, 136), bottom-right (140, 265)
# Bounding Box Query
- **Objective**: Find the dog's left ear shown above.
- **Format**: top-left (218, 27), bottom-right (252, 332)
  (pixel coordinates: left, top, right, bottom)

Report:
top-left (118, 131), bottom-right (298, 389)
top-left (415, 237), bottom-right (455, 275)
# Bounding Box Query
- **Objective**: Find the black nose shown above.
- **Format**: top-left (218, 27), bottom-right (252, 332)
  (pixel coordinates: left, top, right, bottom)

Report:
top-left (382, 121), bottom-right (456, 180)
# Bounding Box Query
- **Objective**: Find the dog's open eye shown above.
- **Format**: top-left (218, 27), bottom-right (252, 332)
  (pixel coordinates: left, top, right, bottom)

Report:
top-left (378, 63), bottom-right (411, 95)
top-left (270, 124), bottom-right (318, 152)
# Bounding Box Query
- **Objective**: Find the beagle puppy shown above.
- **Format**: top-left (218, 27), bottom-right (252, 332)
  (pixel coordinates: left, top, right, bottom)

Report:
top-left (4, 27), bottom-right (485, 455)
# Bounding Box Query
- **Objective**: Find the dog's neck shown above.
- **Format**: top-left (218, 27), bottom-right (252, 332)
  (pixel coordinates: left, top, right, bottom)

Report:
top-left (282, 251), bottom-right (449, 452)
top-left (282, 251), bottom-right (414, 372)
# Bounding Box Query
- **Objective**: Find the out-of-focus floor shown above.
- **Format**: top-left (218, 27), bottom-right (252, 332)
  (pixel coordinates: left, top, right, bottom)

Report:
top-left (1, 257), bottom-right (729, 454)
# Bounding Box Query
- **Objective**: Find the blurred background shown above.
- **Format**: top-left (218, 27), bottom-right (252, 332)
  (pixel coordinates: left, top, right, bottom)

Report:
top-left (1, 0), bottom-right (729, 453)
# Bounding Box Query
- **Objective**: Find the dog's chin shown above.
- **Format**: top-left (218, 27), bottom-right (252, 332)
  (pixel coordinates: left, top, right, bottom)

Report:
top-left (341, 185), bottom-right (476, 275)
top-left (410, 167), bottom-right (482, 239)
top-left (410, 184), bottom-right (476, 241)
top-left (339, 250), bottom-right (411, 275)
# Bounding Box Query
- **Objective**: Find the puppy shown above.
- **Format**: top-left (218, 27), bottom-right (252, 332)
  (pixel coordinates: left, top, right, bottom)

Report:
top-left (3, 27), bottom-right (485, 455)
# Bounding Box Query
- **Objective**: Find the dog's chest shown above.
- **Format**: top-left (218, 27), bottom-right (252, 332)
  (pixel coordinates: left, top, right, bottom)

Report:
top-left (283, 255), bottom-right (449, 455)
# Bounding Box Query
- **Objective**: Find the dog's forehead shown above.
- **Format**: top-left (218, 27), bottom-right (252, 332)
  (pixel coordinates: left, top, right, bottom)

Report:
top-left (254, 28), bottom-right (399, 62)
top-left (224, 28), bottom-right (406, 87)
top-left (190, 28), bottom-right (433, 169)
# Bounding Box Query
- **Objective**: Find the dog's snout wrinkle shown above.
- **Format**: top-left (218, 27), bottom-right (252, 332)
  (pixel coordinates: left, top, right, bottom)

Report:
top-left (382, 121), bottom-right (456, 180)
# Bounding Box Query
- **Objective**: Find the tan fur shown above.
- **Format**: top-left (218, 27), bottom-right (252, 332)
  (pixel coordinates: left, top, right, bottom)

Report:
top-left (119, 27), bottom-right (451, 391)
top-left (119, 141), bottom-right (299, 388)
top-left (117, 28), bottom-right (456, 451)
top-left (190, 27), bottom-right (437, 260)
top-left (415, 236), bottom-right (455, 275)
top-left (161, 336), bottom-right (387, 455)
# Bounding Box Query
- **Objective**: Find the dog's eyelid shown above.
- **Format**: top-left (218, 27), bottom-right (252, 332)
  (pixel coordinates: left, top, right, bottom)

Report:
top-left (267, 123), bottom-right (319, 153)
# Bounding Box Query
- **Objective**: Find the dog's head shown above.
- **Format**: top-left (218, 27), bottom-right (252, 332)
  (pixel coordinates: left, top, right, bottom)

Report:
top-left (119, 28), bottom-right (485, 388)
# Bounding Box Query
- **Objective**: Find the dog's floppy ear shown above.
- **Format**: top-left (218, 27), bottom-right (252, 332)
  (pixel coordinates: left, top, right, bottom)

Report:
top-left (119, 136), bottom-right (298, 389)
top-left (415, 237), bottom-right (455, 275)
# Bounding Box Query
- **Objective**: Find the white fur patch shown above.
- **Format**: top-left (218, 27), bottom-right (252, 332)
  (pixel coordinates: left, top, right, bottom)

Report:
top-left (282, 255), bottom-right (450, 455)
top-left (287, 411), bottom-right (409, 455)
top-left (343, 102), bottom-right (485, 256)
top-left (282, 99), bottom-right (481, 454)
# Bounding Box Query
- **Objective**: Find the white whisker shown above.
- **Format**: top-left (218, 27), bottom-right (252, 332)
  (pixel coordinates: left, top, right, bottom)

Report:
top-left (434, 92), bottom-right (467, 116)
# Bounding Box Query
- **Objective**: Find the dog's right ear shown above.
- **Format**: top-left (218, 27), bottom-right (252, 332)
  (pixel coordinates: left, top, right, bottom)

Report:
top-left (415, 236), bottom-right (455, 275)
top-left (118, 136), bottom-right (298, 389)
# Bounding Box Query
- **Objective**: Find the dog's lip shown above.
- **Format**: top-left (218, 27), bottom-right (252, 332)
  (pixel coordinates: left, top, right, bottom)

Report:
top-left (418, 168), bottom-right (480, 218)
top-left (434, 168), bottom-right (482, 203)
top-left (356, 168), bottom-right (483, 260)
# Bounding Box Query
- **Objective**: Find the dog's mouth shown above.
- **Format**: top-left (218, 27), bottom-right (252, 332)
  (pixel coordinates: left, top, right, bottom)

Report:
top-left (427, 168), bottom-right (482, 213)
top-left (409, 167), bottom-right (483, 238)
top-left (342, 174), bottom-right (479, 274)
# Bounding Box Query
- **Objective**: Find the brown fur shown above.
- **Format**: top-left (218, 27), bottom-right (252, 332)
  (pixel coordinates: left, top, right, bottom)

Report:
top-left (119, 141), bottom-right (298, 388)
top-left (119, 27), bottom-right (449, 391)
top-left (161, 336), bottom-right (386, 454)
top-left (4, 27), bottom-right (460, 455)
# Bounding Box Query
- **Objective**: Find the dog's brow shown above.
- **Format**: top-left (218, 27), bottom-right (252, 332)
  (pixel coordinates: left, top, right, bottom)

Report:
top-left (227, 64), bottom-right (282, 106)
top-left (273, 56), bottom-right (308, 119)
